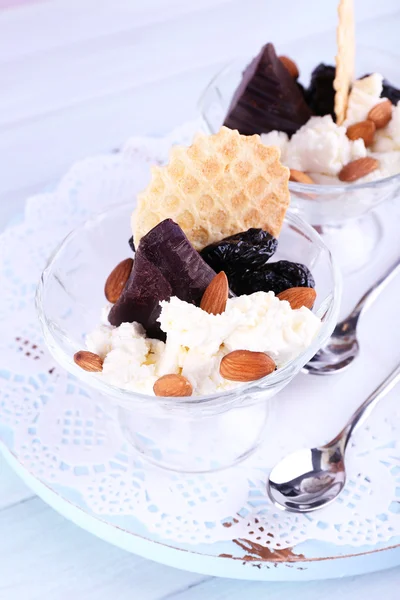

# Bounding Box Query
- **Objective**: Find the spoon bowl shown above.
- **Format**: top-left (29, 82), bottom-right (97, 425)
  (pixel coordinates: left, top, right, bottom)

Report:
top-left (303, 322), bottom-right (360, 375)
top-left (267, 362), bottom-right (400, 512)
top-left (267, 443), bottom-right (346, 512)
top-left (303, 257), bottom-right (400, 376)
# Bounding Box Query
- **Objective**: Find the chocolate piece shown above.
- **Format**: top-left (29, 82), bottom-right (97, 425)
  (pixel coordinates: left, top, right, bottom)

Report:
top-left (296, 81), bottom-right (307, 102)
top-left (306, 64), bottom-right (336, 119)
top-left (223, 43), bottom-right (312, 136)
top-left (108, 252), bottom-right (171, 339)
top-left (128, 236), bottom-right (135, 253)
top-left (109, 220), bottom-right (216, 339)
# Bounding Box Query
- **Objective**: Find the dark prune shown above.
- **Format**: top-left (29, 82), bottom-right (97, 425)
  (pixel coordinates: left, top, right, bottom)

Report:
top-left (229, 260), bottom-right (315, 296)
top-left (381, 79), bottom-right (400, 105)
top-left (128, 236), bottom-right (135, 253)
top-left (306, 64), bottom-right (336, 119)
top-left (200, 229), bottom-right (278, 277)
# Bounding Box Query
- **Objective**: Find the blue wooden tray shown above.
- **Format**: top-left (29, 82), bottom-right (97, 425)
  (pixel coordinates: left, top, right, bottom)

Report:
top-left (2, 442), bottom-right (399, 582)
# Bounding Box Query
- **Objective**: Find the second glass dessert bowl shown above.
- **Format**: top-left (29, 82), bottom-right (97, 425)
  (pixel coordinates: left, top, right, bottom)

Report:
top-left (36, 203), bottom-right (341, 474)
top-left (198, 46), bottom-right (400, 273)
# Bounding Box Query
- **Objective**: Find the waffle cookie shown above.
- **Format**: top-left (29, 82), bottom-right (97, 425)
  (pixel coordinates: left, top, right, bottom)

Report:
top-left (132, 127), bottom-right (290, 250)
top-left (334, 0), bottom-right (355, 125)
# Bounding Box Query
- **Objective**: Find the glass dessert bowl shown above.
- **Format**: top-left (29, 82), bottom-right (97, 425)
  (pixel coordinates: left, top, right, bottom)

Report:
top-left (36, 203), bottom-right (341, 474)
top-left (198, 45), bottom-right (400, 273)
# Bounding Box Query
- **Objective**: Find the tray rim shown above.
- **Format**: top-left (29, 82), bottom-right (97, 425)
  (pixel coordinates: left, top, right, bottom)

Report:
top-left (2, 441), bottom-right (400, 582)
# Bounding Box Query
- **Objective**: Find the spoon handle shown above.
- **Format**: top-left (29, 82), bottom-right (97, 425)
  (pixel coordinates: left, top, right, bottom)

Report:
top-left (338, 362), bottom-right (400, 449)
top-left (348, 257), bottom-right (400, 322)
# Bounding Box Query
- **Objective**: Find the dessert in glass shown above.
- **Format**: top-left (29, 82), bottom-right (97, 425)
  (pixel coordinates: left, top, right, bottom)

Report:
top-left (37, 128), bottom-right (341, 473)
top-left (198, 42), bottom-right (400, 273)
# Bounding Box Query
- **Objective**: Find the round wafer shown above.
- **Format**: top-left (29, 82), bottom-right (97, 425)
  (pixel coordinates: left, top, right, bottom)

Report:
top-left (132, 127), bottom-right (290, 250)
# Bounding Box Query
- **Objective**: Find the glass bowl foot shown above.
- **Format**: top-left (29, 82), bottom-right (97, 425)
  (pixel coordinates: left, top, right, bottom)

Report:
top-left (314, 212), bottom-right (383, 275)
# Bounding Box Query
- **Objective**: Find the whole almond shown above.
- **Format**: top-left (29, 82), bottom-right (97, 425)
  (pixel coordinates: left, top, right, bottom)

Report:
top-left (338, 157), bottom-right (379, 182)
top-left (368, 99), bottom-right (392, 129)
top-left (74, 350), bottom-right (103, 372)
top-left (105, 258), bottom-right (133, 303)
top-left (153, 374), bottom-right (193, 397)
top-left (279, 55), bottom-right (299, 79)
top-left (346, 120), bottom-right (376, 146)
top-left (220, 350), bottom-right (276, 382)
top-left (289, 169), bottom-right (315, 185)
top-left (277, 286), bottom-right (317, 310)
top-left (200, 271), bottom-right (229, 315)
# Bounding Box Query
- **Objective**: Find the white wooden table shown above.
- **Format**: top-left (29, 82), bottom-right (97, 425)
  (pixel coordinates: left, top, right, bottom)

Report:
top-left (1, 1), bottom-right (400, 597)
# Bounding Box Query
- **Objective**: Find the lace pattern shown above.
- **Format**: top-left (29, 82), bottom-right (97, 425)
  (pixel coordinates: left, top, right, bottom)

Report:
top-left (0, 120), bottom-right (399, 550)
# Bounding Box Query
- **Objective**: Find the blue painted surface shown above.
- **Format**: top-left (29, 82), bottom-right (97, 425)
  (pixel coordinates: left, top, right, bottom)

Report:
top-left (1, 433), bottom-right (399, 582)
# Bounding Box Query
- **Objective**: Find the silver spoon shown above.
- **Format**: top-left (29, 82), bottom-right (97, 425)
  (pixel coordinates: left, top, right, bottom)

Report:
top-left (304, 257), bottom-right (400, 375)
top-left (267, 362), bottom-right (400, 512)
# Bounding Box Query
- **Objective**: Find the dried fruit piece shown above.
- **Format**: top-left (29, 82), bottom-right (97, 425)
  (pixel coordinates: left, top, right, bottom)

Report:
top-left (279, 55), bottom-right (299, 79)
top-left (306, 64), bottom-right (336, 119)
top-left (339, 157), bottom-right (379, 182)
top-left (153, 374), bottom-right (193, 397)
top-left (289, 169), bottom-right (315, 184)
top-left (200, 272), bottom-right (229, 315)
top-left (277, 286), bottom-right (317, 310)
top-left (225, 260), bottom-right (315, 297)
top-left (367, 99), bottom-right (392, 129)
top-left (74, 351), bottom-right (103, 372)
top-left (220, 350), bottom-right (276, 382)
top-left (223, 43), bottom-right (312, 136)
top-left (104, 258), bottom-right (134, 303)
top-left (200, 229), bottom-right (278, 281)
top-left (381, 79), bottom-right (400, 105)
top-left (128, 236), bottom-right (135, 252)
top-left (346, 120), bottom-right (376, 146)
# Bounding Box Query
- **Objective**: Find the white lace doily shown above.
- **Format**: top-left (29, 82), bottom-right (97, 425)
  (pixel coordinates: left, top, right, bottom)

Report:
top-left (1, 120), bottom-right (400, 554)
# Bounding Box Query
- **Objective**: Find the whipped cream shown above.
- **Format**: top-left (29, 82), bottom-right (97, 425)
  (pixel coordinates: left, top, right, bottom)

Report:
top-left (260, 130), bottom-right (289, 157)
top-left (260, 74), bottom-right (400, 183)
top-left (282, 115), bottom-right (366, 176)
top-left (86, 321), bottom-right (161, 394)
top-left (87, 291), bottom-right (321, 396)
top-left (344, 74), bottom-right (385, 127)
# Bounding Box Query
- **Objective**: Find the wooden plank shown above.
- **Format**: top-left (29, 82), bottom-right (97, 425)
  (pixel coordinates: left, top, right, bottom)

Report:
top-left (0, 13), bottom-right (399, 200)
top-left (0, 496), bottom-right (209, 600)
top-left (163, 568), bottom-right (400, 600)
top-left (0, 452), bottom-right (34, 510)
top-left (0, 63), bottom-right (221, 198)
top-left (0, 0), bottom-right (231, 60)
top-left (1, 2), bottom-right (399, 128)
top-left (0, 10), bottom-right (399, 201)
top-left (1, 0), bottom-right (398, 62)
